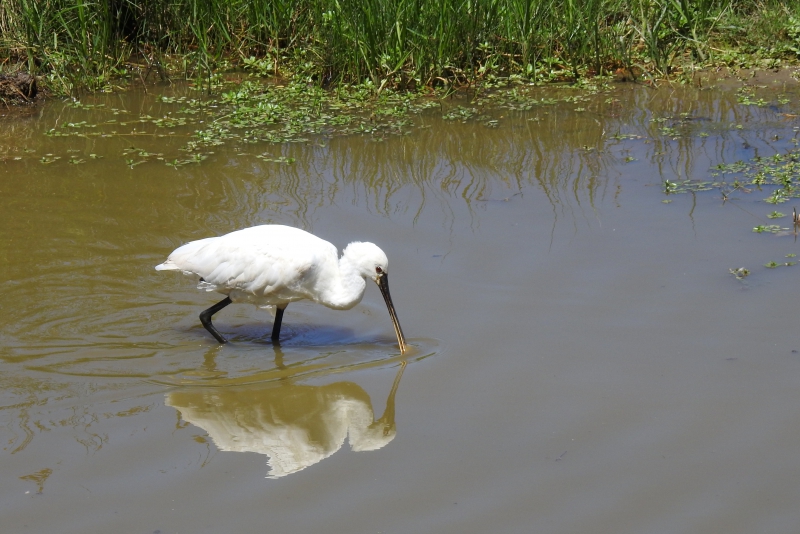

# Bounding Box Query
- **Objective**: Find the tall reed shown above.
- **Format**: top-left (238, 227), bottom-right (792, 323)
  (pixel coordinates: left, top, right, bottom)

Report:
top-left (1, 0), bottom-right (798, 94)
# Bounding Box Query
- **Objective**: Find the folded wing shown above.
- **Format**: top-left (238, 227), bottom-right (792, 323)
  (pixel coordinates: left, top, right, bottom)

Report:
top-left (155, 225), bottom-right (339, 305)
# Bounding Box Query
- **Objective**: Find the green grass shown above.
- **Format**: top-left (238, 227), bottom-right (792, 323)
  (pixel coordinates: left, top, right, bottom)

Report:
top-left (1, 0), bottom-right (799, 95)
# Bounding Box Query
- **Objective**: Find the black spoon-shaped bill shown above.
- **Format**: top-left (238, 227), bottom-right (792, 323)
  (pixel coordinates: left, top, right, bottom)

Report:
top-left (376, 274), bottom-right (407, 353)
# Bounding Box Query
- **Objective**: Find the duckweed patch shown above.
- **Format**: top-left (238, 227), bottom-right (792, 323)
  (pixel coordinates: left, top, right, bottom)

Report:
top-left (25, 78), bottom-right (617, 168)
top-left (665, 148), bottom-right (800, 210)
top-left (753, 225), bottom-right (783, 234)
top-left (729, 267), bottom-right (750, 279)
top-left (34, 80), bottom-right (441, 165)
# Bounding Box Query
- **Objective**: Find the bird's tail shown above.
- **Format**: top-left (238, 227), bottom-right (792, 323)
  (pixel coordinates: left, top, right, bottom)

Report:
top-left (154, 261), bottom-right (180, 271)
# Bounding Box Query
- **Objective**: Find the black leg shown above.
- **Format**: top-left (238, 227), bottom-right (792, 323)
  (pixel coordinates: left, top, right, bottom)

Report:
top-left (199, 297), bottom-right (232, 343)
top-left (271, 306), bottom-right (286, 341)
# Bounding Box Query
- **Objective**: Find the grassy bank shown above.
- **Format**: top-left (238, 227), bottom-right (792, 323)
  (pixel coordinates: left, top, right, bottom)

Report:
top-left (1, 0), bottom-right (799, 95)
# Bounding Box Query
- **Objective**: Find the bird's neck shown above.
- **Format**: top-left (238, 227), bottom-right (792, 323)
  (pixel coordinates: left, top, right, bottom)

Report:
top-left (319, 254), bottom-right (367, 310)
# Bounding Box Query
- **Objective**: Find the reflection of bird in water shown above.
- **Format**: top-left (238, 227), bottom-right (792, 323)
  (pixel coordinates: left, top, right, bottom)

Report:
top-left (166, 363), bottom-right (405, 478)
top-left (155, 225), bottom-right (406, 352)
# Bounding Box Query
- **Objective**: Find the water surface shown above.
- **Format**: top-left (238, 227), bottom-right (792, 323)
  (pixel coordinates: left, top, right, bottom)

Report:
top-left (2, 71), bottom-right (800, 533)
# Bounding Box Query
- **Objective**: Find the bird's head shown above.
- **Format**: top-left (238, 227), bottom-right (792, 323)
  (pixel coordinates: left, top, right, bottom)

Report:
top-left (342, 241), bottom-right (406, 353)
top-left (343, 241), bottom-right (390, 282)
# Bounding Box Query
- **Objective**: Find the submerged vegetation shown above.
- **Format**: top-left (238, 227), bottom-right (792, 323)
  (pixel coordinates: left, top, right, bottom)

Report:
top-left (1, 0), bottom-right (800, 96)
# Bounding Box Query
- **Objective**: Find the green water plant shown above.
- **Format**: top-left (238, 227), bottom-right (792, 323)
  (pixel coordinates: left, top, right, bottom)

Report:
top-left (729, 267), bottom-right (749, 279)
top-left (34, 77), bottom-right (620, 166)
top-left (683, 150), bottom-right (800, 206)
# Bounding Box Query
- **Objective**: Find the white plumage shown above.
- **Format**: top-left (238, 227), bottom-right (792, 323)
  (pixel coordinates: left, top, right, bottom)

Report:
top-left (155, 225), bottom-right (406, 352)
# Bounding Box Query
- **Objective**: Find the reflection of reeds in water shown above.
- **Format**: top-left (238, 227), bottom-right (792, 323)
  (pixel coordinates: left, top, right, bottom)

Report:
top-left (238, 90), bottom-right (638, 225)
top-left (3, 83), bottom-right (787, 234)
top-left (166, 361), bottom-right (406, 478)
top-left (282, 85), bottom-right (788, 227)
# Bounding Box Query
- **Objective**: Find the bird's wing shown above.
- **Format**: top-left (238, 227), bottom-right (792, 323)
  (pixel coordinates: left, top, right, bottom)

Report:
top-left (157, 226), bottom-right (339, 302)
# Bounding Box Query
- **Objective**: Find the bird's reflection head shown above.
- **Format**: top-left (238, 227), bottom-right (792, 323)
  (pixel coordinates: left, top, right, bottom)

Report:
top-left (350, 419), bottom-right (397, 452)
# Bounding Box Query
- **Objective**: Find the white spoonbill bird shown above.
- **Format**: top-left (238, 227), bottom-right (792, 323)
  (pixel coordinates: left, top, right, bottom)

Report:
top-left (155, 225), bottom-right (407, 353)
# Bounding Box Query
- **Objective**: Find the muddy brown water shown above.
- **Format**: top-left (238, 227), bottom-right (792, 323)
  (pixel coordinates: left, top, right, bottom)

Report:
top-left (2, 72), bottom-right (800, 533)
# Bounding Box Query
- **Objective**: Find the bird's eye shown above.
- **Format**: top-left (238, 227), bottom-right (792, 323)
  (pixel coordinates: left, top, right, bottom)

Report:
top-left (375, 266), bottom-right (383, 274)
